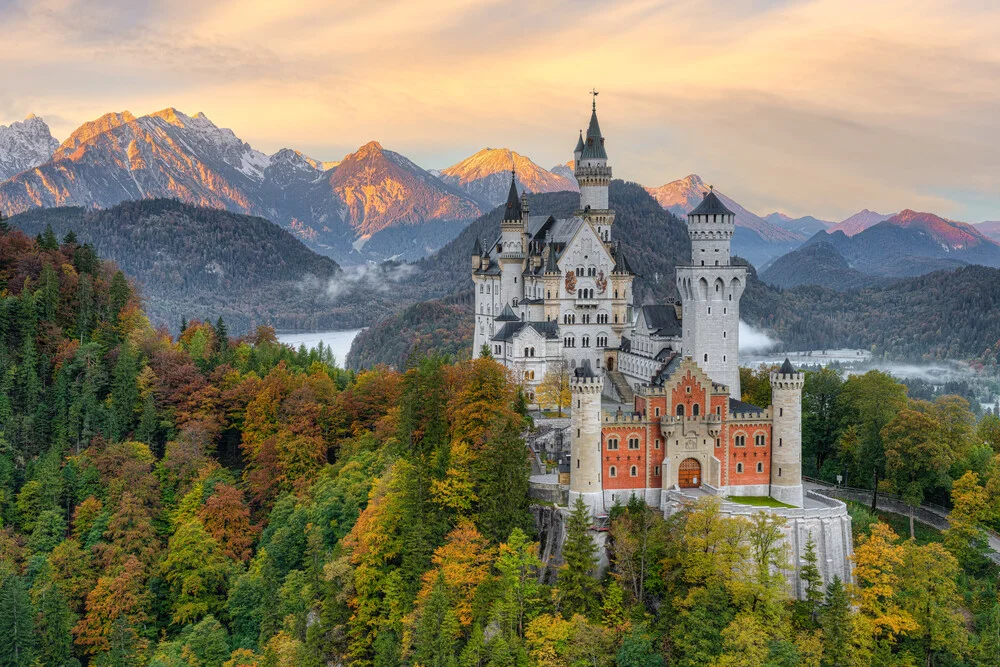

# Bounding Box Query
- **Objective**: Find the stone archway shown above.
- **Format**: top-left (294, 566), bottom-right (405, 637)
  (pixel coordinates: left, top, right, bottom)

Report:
top-left (607, 356), bottom-right (615, 371)
top-left (678, 458), bottom-right (702, 488)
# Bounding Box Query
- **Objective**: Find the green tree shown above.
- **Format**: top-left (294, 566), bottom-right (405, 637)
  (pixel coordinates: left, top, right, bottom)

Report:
top-left (797, 533), bottom-right (823, 627)
top-left (819, 577), bottom-right (852, 667)
top-left (39, 223), bottom-right (59, 250)
top-left (616, 625), bottom-right (665, 667)
top-left (0, 574), bottom-right (36, 667)
top-left (161, 520), bottom-right (233, 625)
top-left (412, 573), bottom-right (460, 667)
top-left (108, 343), bottom-right (140, 441)
top-left (494, 527), bottom-right (544, 640)
top-left (109, 271), bottom-right (132, 322)
top-left (837, 371), bottom-right (907, 510)
top-left (882, 408), bottom-right (953, 539)
top-left (897, 542), bottom-right (967, 665)
top-left (943, 471), bottom-right (991, 571)
top-left (475, 420), bottom-right (532, 544)
top-left (803, 367), bottom-right (844, 475)
top-left (558, 497), bottom-right (599, 618)
top-left (31, 578), bottom-right (79, 667)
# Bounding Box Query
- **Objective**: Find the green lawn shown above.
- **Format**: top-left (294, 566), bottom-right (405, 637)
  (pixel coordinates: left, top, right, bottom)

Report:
top-left (726, 496), bottom-right (795, 509)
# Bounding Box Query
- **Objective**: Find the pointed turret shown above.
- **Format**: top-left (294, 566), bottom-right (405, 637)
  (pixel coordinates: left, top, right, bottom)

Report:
top-left (503, 171), bottom-right (522, 221)
top-left (780, 358), bottom-right (796, 375)
top-left (573, 130), bottom-right (584, 168)
top-left (471, 237), bottom-right (483, 270)
top-left (581, 103), bottom-right (607, 160)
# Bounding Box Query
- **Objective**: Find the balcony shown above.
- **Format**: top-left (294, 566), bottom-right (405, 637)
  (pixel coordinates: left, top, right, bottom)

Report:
top-left (575, 298), bottom-right (598, 308)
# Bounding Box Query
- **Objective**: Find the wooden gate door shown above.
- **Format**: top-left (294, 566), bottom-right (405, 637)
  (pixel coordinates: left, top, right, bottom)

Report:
top-left (678, 458), bottom-right (702, 488)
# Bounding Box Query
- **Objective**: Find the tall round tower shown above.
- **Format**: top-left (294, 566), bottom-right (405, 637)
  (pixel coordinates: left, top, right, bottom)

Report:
top-left (576, 95), bottom-right (614, 243)
top-left (569, 365), bottom-right (604, 515)
top-left (676, 187), bottom-right (746, 399)
top-left (770, 359), bottom-right (805, 507)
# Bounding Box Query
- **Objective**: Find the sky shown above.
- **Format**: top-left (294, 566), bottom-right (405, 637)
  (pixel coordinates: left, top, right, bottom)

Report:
top-left (1, 0), bottom-right (999, 222)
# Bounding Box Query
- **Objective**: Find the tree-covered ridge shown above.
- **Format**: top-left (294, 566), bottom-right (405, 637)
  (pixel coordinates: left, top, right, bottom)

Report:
top-left (6, 199), bottom-right (405, 334)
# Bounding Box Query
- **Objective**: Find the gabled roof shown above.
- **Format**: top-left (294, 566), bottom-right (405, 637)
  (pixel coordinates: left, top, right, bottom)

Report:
top-left (495, 304), bottom-right (519, 322)
top-left (780, 358), bottom-right (796, 375)
top-left (581, 106), bottom-right (608, 160)
top-left (503, 173), bottom-right (522, 221)
top-left (491, 320), bottom-right (559, 342)
top-left (640, 305), bottom-right (681, 337)
top-left (688, 189), bottom-right (733, 217)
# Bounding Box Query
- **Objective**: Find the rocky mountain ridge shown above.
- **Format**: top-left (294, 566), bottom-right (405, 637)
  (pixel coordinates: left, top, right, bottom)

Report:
top-left (0, 114), bottom-right (60, 181)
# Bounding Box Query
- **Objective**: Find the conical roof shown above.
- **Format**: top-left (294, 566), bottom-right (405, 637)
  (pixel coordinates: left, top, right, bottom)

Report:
top-left (581, 105), bottom-right (607, 160)
top-left (496, 303), bottom-right (520, 321)
top-left (688, 189), bottom-right (733, 216)
top-left (574, 130), bottom-right (584, 154)
top-left (613, 244), bottom-right (635, 275)
top-left (780, 358), bottom-right (796, 375)
top-left (471, 237), bottom-right (482, 255)
top-left (544, 245), bottom-right (560, 273)
top-left (503, 172), bottom-right (522, 221)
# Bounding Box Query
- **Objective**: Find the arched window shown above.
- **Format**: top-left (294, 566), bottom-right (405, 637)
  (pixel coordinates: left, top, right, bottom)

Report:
top-left (628, 437), bottom-right (640, 450)
top-left (736, 463), bottom-right (744, 473)
top-left (704, 354), bottom-right (709, 362)
top-left (609, 466), bottom-right (617, 478)
top-left (676, 404), bottom-right (685, 416)
top-left (692, 404), bottom-right (700, 416)
top-left (755, 434), bottom-right (766, 447)
top-left (630, 466), bottom-right (638, 477)
top-left (734, 434), bottom-right (746, 447)
top-left (756, 462), bottom-right (764, 473)
top-left (607, 438), bottom-right (619, 451)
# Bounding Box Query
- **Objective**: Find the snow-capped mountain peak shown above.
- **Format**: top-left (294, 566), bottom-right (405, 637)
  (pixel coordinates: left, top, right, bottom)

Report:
top-left (0, 114), bottom-right (61, 180)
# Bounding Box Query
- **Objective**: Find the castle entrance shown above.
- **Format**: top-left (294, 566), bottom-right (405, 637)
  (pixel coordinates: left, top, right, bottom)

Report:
top-left (678, 458), bottom-right (701, 488)
top-left (607, 357), bottom-right (614, 371)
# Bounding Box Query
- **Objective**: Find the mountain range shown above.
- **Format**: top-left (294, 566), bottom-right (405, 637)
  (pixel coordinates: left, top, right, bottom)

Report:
top-left (761, 209), bottom-right (1000, 289)
top-left (437, 148), bottom-right (578, 208)
top-left (5, 199), bottom-right (416, 333)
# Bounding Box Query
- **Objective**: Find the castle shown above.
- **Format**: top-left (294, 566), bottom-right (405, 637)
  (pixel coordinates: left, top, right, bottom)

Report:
top-left (474, 99), bottom-right (854, 594)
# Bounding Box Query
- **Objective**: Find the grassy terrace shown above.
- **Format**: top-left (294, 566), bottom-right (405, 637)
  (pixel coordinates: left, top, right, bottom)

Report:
top-left (725, 495), bottom-right (795, 509)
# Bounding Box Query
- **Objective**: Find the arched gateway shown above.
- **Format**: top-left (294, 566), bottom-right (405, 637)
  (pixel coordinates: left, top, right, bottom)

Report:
top-left (678, 458), bottom-right (701, 488)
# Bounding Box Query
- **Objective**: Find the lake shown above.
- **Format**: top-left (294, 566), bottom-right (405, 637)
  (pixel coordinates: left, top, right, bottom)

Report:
top-left (276, 329), bottom-right (364, 368)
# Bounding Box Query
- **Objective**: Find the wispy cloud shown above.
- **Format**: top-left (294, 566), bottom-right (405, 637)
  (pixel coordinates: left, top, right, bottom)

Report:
top-left (1, 0), bottom-right (998, 221)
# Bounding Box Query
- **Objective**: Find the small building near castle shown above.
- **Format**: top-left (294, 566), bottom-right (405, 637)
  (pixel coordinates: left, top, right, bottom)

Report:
top-left (476, 98), bottom-right (854, 595)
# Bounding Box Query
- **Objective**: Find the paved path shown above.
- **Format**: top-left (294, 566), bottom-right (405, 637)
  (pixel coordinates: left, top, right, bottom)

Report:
top-left (804, 480), bottom-right (1000, 564)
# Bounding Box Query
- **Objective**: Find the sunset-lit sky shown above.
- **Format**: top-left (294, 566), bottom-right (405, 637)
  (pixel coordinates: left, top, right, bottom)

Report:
top-left (2, 0), bottom-right (999, 222)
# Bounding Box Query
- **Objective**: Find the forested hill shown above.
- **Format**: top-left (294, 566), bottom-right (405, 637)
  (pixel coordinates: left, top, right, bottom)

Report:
top-left (742, 264), bottom-right (1000, 367)
top-left (7, 199), bottom-right (402, 333)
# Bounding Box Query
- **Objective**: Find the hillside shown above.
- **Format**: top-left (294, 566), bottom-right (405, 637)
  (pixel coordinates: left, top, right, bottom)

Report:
top-left (438, 148), bottom-right (578, 207)
top-left (743, 265), bottom-right (1000, 366)
top-left (827, 208), bottom-right (894, 236)
top-left (7, 199), bottom-right (406, 333)
top-left (0, 109), bottom-right (482, 265)
top-left (763, 212), bottom-right (1000, 289)
top-left (764, 212), bottom-right (833, 236)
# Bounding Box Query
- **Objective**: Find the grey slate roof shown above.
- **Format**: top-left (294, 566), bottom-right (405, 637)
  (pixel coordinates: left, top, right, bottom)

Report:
top-left (491, 320), bottom-right (559, 342)
top-left (574, 131), bottom-right (584, 154)
top-left (780, 358), bottom-right (796, 375)
top-left (611, 243), bottom-right (636, 275)
top-left (581, 107), bottom-right (608, 160)
top-left (503, 175), bottom-right (522, 221)
top-left (641, 305), bottom-right (681, 337)
top-left (471, 237), bottom-right (482, 256)
top-left (729, 398), bottom-right (765, 415)
top-left (619, 336), bottom-right (631, 353)
top-left (495, 304), bottom-right (519, 322)
top-left (688, 189), bottom-right (733, 217)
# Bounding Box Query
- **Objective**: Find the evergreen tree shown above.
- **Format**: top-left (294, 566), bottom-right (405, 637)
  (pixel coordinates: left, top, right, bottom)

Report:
top-left (819, 576), bottom-right (853, 667)
top-left (558, 497), bottom-right (599, 618)
top-left (412, 573), bottom-right (460, 667)
top-left (798, 533), bottom-right (823, 625)
top-left (215, 317), bottom-right (229, 351)
top-left (476, 421), bottom-right (532, 544)
top-left (39, 223), bottom-right (59, 250)
top-left (109, 271), bottom-right (132, 322)
top-left (180, 317), bottom-right (188, 334)
top-left (63, 229), bottom-right (78, 245)
top-left (0, 574), bottom-right (37, 667)
top-left (0, 210), bottom-right (9, 233)
top-left (108, 343), bottom-right (140, 441)
top-left (32, 579), bottom-right (79, 667)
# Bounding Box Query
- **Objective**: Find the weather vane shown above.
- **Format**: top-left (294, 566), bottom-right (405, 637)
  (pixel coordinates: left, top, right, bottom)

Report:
top-left (590, 88), bottom-right (599, 109)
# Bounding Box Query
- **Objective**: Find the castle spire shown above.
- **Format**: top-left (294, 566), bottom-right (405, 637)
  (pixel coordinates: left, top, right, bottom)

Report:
top-left (503, 170), bottom-right (522, 221)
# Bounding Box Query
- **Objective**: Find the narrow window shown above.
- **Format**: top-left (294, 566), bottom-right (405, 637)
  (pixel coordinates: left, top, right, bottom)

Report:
top-left (757, 462), bottom-right (763, 473)
top-left (676, 404), bottom-right (685, 416)
top-left (692, 404), bottom-right (700, 416)
top-left (630, 466), bottom-right (638, 477)
top-left (737, 463), bottom-right (744, 473)
top-left (609, 466), bottom-right (617, 477)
